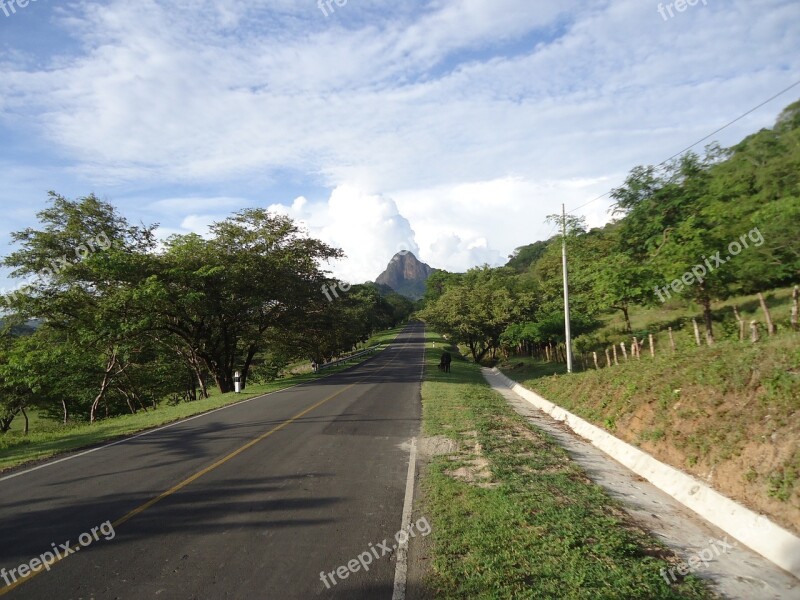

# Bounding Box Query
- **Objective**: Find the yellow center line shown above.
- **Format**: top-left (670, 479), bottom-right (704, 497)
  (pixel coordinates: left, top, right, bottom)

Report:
top-left (111, 382), bottom-right (358, 530)
top-left (0, 354), bottom-right (399, 596)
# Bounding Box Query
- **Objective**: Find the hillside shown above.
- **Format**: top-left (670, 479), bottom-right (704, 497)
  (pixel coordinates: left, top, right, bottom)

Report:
top-left (500, 326), bottom-right (800, 537)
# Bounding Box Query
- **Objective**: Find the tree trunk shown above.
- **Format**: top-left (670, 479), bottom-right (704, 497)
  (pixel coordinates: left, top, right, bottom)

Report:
top-left (214, 373), bottom-right (234, 394)
top-left (120, 388), bottom-right (136, 414)
top-left (241, 346), bottom-right (259, 390)
top-left (0, 414), bottom-right (14, 433)
top-left (62, 398), bottom-right (69, 424)
top-left (134, 393), bottom-right (148, 412)
top-left (615, 305), bottom-right (632, 334)
top-left (90, 350), bottom-right (118, 423)
top-left (700, 293), bottom-right (714, 345)
top-left (183, 346), bottom-right (209, 398)
top-left (792, 286), bottom-right (799, 332)
top-left (22, 406), bottom-right (29, 435)
top-left (187, 369), bottom-right (197, 402)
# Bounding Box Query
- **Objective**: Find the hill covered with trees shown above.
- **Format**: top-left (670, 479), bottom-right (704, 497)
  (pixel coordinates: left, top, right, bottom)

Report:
top-left (421, 100), bottom-right (800, 359)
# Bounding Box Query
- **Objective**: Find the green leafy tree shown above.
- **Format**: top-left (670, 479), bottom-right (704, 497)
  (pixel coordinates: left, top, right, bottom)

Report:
top-left (420, 267), bottom-right (535, 362)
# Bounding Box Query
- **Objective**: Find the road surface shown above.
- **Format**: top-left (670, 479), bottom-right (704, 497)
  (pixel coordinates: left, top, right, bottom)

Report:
top-left (0, 323), bottom-right (425, 599)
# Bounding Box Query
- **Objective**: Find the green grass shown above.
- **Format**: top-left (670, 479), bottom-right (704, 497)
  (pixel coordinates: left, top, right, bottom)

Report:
top-left (499, 332), bottom-right (800, 514)
top-left (420, 331), bottom-right (713, 599)
top-left (0, 326), bottom-right (406, 472)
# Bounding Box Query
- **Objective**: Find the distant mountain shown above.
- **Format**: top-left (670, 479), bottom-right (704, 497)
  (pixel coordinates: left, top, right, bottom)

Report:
top-left (375, 252), bottom-right (433, 300)
top-left (0, 318), bottom-right (41, 336)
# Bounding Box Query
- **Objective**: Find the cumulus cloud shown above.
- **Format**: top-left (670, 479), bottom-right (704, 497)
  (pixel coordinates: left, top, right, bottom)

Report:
top-left (287, 185), bottom-right (421, 283)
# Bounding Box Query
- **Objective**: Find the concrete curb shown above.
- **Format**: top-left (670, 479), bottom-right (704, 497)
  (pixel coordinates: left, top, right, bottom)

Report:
top-left (490, 367), bottom-right (800, 581)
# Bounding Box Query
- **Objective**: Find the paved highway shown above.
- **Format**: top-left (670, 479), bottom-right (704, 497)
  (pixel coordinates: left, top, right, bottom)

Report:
top-left (0, 323), bottom-right (425, 599)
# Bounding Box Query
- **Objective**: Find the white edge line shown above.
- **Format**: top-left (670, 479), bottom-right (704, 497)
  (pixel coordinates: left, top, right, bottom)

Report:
top-left (391, 327), bottom-right (425, 600)
top-left (393, 436), bottom-right (418, 600)
top-left (0, 358), bottom-right (370, 484)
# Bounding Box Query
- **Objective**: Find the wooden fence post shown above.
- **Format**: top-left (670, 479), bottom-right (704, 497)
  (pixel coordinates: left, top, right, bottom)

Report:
top-left (612, 345), bottom-right (619, 366)
top-left (621, 342), bottom-right (628, 362)
top-left (649, 334), bottom-right (655, 358)
top-left (605, 348), bottom-right (612, 367)
top-left (733, 306), bottom-right (745, 341)
top-left (692, 319), bottom-right (702, 347)
top-left (758, 293), bottom-right (776, 336)
top-left (750, 320), bottom-right (760, 343)
top-left (792, 286), bottom-right (799, 332)
top-left (668, 327), bottom-right (676, 352)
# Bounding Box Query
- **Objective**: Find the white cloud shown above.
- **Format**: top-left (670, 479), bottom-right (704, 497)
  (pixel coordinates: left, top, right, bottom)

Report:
top-left (292, 185), bottom-right (420, 283)
top-left (390, 176), bottom-right (615, 274)
top-left (0, 0), bottom-right (798, 288)
top-left (263, 175), bottom-right (616, 282)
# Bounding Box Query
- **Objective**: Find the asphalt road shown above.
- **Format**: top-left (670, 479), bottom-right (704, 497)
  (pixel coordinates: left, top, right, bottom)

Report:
top-left (0, 323), bottom-right (425, 599)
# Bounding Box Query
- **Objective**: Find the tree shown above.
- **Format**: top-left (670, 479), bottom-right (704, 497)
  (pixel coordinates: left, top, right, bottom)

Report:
top-left (1, 193), bottom-right (161, 421)
top-left (612, 151), bottom-right (732, 341)
top-left (138, 210), bottom-right (342, 393)
top-left (420, 267), bottom-right (535, 362)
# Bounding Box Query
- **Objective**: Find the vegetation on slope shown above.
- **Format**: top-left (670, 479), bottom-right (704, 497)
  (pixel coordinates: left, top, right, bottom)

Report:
top-left (420, 100), bottom-right (800, 361)
top-left (500, 329), bottom-right (800, 536)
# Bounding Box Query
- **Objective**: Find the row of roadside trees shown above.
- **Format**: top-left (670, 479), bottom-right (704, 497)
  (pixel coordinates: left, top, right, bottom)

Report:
top-left (0, 195), bottom-right (413, 430)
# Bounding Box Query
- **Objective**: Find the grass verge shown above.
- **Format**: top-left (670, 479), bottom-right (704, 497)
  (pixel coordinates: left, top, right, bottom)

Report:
top-left (0, 326), bottom-right (405, 472)
top-left (419, 330), bottom-right (713, 599)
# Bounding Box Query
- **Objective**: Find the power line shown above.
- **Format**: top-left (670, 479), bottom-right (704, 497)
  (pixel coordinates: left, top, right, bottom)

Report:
top-left (565, 78), bottom-right (800, 216)
top-left (659, 78), bottom-right (800, 166)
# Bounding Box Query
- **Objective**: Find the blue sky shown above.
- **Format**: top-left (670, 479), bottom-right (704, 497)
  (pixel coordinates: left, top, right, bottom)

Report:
top-left (1, 0), bottom-right (799, 290)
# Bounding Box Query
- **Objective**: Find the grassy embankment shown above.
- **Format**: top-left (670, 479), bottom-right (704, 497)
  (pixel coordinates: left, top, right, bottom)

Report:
top-left (498, 287), bottom-right (800, 535)
top-left (0, 326), bottom-right (404, 472)
top-left (419, 330), bottom-right (713, 599)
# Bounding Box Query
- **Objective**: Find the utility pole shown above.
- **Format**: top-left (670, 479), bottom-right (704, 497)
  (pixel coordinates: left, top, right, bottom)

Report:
top-left (562, 204), bottom-right (574, 373)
